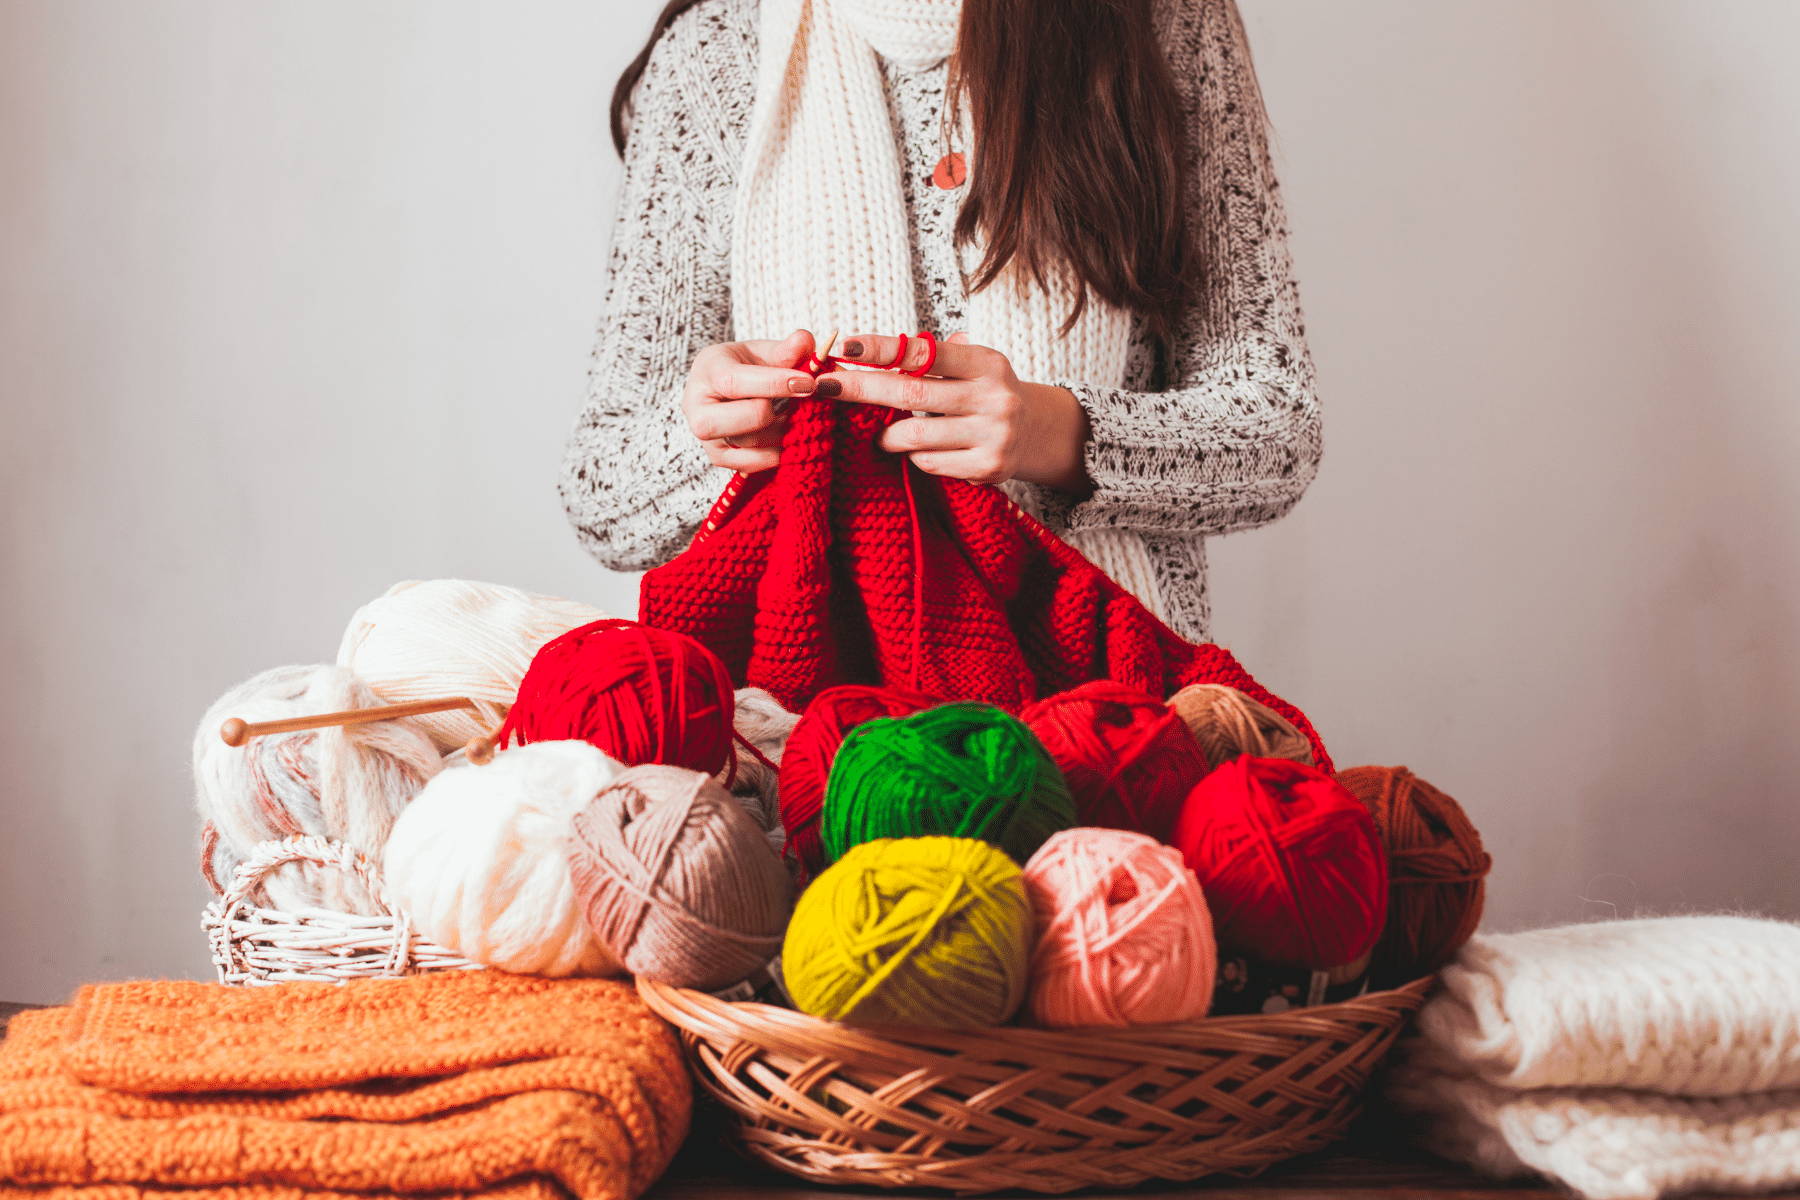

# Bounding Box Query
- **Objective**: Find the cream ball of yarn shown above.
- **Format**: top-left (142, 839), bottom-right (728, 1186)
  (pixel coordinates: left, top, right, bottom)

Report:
top-left (337, 578), bottom-right (607, 752)
top-left (721, 687), bottom-right (799, 855)
top-left (382, 739), bottom-right (625, 977)
top-left (569, 763), bottom-right (794, 991)
top-left (194, 664), bottom-right (441, 914)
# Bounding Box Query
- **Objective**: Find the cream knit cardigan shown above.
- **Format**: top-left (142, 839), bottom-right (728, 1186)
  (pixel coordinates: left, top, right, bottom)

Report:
top-left (732, 0), bottom-right (1156, 604)
top-left (1387, 916), bottom-right (1800, 1200)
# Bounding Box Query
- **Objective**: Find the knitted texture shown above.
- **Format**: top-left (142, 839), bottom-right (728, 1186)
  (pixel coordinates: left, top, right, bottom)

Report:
top-left (1402, 917), bottom-right (1800, 1096)
top-left (1386, 917), bottom-right (1800, 1200)
top-left (1385, 1072), bottom-right (1800, 1200)
top-left (0, 971), bottom-right (690, 1200)
top-left (562, 0), bottom-right (1322, 643)
top-left (639, 376), bottom-right (1331, 771)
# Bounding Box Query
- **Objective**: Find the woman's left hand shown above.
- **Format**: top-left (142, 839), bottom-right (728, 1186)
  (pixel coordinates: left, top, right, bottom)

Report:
top-left (816, 333), bottom-right (1092, 492)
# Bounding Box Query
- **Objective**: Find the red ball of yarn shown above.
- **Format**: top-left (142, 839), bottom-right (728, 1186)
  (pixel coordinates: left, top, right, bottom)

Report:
top-left (496, 618), bottom-right (735, 777)
top-left (778, 683), bottom-right (937, 871)
top-left (1336, 765), bottom-right (1490, 983)
top-left (1020, 681), bottom-right (1210, 840)
top-left (1173, 755), bottom-right (1388, 970)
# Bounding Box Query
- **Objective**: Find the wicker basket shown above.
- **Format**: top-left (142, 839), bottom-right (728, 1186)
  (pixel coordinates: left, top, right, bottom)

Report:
top-left (638, 974), bottom-right (1431, 1194)
top-left (202, 835), bottom-right (480, 985)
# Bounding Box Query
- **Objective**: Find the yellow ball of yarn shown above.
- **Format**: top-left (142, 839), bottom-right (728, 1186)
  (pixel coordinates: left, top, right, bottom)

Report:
top-left (782, 836), bottom-right (1033, 1029)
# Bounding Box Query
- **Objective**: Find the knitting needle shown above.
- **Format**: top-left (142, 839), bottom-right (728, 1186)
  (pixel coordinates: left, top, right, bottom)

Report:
top-left (464, 728), bottom-right (501, 766)
top-left (219, 697), bottom-right (478, 746)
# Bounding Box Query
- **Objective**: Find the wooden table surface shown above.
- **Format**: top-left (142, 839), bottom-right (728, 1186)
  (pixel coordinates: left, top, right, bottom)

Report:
top-left (3, 1000), bottom-right (1789, 1200)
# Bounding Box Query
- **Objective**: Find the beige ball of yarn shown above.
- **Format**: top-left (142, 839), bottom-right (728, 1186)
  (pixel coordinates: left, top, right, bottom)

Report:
top-left (569, 764), bottom-right (793, 991)
top-left (194, 665), bottom-right (441, 914)
top-left (382, 740), bottom-right (625, 977)
top-left (721, 687), bottom-right (799, 855)
top-left (337, 578), bottom-right (607, 752)
top-left (1168, 683), bottom-right (1314, 770)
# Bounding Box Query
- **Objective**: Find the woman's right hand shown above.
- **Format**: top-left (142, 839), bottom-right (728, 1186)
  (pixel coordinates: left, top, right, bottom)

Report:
top-left (683, 329), bottom-right (818, 474)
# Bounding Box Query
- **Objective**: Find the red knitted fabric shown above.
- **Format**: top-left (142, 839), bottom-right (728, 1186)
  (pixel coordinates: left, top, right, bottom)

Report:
top-left (639, 365), bottom-right (1330, 770)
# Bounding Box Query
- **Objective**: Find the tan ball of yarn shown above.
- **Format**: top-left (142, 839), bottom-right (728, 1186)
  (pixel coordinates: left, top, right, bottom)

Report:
top-left (194, 664), bottom-right (441, 914)
top-left (337, 578), bottom-right (607, 752)
top-left (1168, 683), bottom-right (1314, 770)
top-left (568, 764), bottom-right (793, 991)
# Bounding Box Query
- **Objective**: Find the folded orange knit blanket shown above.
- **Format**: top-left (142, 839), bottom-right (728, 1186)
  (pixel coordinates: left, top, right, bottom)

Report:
top-left (0, 971), bottom-right (691, 1200)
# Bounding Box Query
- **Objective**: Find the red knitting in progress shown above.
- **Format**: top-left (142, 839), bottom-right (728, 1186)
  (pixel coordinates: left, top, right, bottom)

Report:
top-left (639, 335), bottom-right (1331, 771)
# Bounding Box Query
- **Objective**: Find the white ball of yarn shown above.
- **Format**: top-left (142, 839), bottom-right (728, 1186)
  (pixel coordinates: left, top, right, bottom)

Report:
top-left (381, 739), bottom-right (626, 977)
top-left (337, 579), bottom-right (607, 752)
top-left (193, 665), bottom-right (442, 914)
top-left (721, 687), bottom-right (799, 855)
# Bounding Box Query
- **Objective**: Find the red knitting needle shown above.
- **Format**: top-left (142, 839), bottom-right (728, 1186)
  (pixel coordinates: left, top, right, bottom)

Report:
top-left (219, 697), bottom-right (477, 746)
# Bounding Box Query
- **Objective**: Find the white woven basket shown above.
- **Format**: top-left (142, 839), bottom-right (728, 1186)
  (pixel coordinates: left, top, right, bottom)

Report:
top-left (202, 834), bottom-right (480, 986)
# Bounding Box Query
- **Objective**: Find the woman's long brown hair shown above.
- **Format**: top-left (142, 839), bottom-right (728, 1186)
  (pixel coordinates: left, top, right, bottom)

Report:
top-left (612, 0), bottom-right (1196, 341)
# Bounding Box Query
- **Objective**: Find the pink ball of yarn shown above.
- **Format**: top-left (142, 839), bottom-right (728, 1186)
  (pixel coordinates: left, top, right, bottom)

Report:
top-left (1022, 828), bottom-right (1217, 1028)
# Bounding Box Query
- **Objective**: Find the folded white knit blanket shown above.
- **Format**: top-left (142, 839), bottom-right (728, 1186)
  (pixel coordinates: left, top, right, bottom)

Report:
top-left (1387, 916), bottom-right (1800, 1200)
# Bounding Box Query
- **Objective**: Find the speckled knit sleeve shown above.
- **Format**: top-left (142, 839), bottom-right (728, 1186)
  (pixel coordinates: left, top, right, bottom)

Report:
top-left (557, 2), bottom-right (752, 570)
top-left (1059, 0), bottom-right (1322, 539)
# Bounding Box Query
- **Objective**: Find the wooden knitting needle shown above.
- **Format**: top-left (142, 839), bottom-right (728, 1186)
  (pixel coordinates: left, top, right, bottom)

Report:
top-left (219, 697), bottom-right (478, 747)
top-left (464, 724), bottom-right (505, 765)
top-left (817, 328), bottom-right (839, 361)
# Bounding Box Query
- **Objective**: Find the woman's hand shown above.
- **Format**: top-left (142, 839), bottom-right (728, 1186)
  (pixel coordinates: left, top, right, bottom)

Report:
top-left (683, 329), bottom-right (818, 474)
top-left (817, 334), bottom-right (1092, 492)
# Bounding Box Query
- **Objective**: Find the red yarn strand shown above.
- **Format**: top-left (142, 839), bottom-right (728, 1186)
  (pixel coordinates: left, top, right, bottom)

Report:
top-left (884, 332), bottom-right (910, 369)
top-left (903, 330), bottom-right (938, 377)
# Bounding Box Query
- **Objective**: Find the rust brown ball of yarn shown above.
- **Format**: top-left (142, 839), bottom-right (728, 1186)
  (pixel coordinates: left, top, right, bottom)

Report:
top-left (1335, 765), bottom-right (1491, 983)
top-left (1168, 684), bottom-right (1314, 770)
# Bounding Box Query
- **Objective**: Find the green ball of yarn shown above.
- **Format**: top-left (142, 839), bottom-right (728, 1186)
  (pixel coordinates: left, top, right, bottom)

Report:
top-left (782, 836), bottom-right (1033, 1028)
top-left (822, 702), bottom-right (1076, 864)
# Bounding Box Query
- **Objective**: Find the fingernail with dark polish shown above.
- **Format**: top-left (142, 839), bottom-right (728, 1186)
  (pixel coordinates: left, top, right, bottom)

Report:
top-left (816, 378), bottom-right (842, 398)
top-left (842, 340), bottom-right (864, 358)
top-left (787, 375), bottom-right (814, 395)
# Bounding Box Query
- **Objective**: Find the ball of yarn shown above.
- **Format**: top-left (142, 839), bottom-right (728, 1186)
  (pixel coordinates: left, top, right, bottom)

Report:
top-left (1172, 755), bottom-right (1388, 969)
top-left (823, 702), bottom-right (1075, 864)
top-left (496, 619), bottom-right (734, 777)
top-left (194, 665), bottom-right (441, 913)
top-left (1168, 683), bottom-right (1314, 771)
top-left (779, 684), bottom-right (937, 870)
top-left (1022, 828), bottom-right (1216, 1028)
top-left (1336, 765), bottom-right (1491, 980)
top-left (783, 836), bottom-right (1032, 1028)
top-left (722, 687), bottom-right (799, 855)
top-left (382, 740), bottom-right (624, 976)
top-left (337, 578), bottom-right (607, 752)
top-left (568, 764), bottom-right (793, 991)
top-left (1020, 681), bottom-right (1209, 839)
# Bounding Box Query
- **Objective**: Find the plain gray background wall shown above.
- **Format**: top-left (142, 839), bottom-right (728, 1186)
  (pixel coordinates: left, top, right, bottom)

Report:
top-left (2, 1), bottom-right (1795, 1003)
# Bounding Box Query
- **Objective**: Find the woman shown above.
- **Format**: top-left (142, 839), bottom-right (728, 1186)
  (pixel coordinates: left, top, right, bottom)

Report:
top-left (561, 0), bottom-right (1319, 642)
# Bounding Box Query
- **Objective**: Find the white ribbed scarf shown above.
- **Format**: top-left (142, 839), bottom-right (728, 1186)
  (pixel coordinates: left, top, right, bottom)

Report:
top-left (731, 0), bottom-right (1165, 613)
